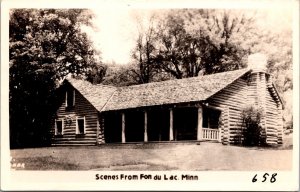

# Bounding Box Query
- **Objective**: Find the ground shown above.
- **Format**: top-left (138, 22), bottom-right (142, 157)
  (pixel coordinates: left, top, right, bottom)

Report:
top-left (10, 141), bottom-right (292, 171)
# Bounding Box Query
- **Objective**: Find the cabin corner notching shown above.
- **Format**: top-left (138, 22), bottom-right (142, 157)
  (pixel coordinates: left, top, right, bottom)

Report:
top-left (51, 67), bottom-right (284, 146)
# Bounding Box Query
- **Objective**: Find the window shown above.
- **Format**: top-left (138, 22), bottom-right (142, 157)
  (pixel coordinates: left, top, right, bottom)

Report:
top-left (65, 89), bottom-right (75, 108)
top-left (203, 107), bottom-right (221, 129)
top-left (55, 119), bottom-right (64, 135)
top-left (76, 117), bottom-right (85, 135)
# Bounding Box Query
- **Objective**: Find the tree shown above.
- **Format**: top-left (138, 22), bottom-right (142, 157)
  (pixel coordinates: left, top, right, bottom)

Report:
top-left (155, 9), bottom-right (256, 79)
top-left (155, 14), bottom-right (189, 79)
top-left (102, 62), bottom-right (138, 86)
top-left (9, 9), bottom-right (103, 148)
top-left (130, 14), bottom-right (160, 84)
top-left (86, 64), bottom-right (107, 84)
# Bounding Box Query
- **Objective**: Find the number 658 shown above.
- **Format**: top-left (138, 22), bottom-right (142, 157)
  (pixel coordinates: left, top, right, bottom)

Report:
top-left (252, 173), bottom-right (277, 183)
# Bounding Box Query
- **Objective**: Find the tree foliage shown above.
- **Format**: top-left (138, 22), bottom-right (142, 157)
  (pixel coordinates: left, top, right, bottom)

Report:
top-left (102, 62), bottom-right (138, 86)
top-left (9, 9), bottom-right (102, 148)
top-left (129, 9), bottom-right (257, 81)
top-left (151, 9), bottom-right (255, 79)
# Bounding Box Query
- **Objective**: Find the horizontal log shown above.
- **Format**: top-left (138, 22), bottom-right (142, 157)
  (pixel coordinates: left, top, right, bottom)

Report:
top-left (266, 129), bottom-right (278, 133)
top-left (212, 93), bottom-right (247, 101)
top-left (266, 123), bottom-right (280, 128)
top-left (266, 129), bottom-right (279, 133)
top-left (209, 100), bottom-right (245, 109)
top-left (266, 102), bottom-right (278, 107)
top-left (52, 142), bottom-right (96, 146)
top-left (53, 136), bottom-right (96, 140)
top-left (266, 140), bottom-right (278, 144)
top-left (228, 107), bottom-right (243, 112)
top-left (266, 120), bottom-right (281, 125)
top-left (266, 116), bottom-right (280, 121)
top-left (209, 99), bottom-right (245, 107)
top-left (52, 143), bottom-right (96, 146)
top-left (53, 134), bottom-right (96, 139)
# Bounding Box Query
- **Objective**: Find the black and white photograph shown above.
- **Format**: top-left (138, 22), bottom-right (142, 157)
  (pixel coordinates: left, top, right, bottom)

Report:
top-left (1, 0), bottom-right (299, 191)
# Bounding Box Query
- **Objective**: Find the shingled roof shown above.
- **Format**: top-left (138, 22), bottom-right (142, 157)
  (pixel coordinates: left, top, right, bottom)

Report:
top-left (103, 68), bottom-right (250, 111)
top-left (65, 68), bottom-right (251, 112)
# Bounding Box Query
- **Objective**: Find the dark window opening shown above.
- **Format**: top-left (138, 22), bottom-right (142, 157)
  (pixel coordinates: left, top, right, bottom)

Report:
top-left (77, 118), bottom-right (85, 134)
top-left (55, 120), bottom-right (63, 135)
top-left (66, 89), bottom-right (74, 109)
top-left (203, 107), bottom-right (221, 129)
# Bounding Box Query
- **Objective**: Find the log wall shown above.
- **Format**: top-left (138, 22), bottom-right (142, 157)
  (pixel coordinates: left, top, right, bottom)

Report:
top-left (98, 115), bottom-right (105, 144)
top-left (266, 76), bottom-right (283, 144)
top-left (207, 77), bottom-right (248, 145)
top-left (51, 85), bottom-right (99, 146)
top-left (277, 105), bottom-right (283, 144)
top-left (256, 72), bottom-right (283, 145)
top-left (207, 72), bottom-right (283, 145)
top-left (265, 86), bottom-right (279, 144)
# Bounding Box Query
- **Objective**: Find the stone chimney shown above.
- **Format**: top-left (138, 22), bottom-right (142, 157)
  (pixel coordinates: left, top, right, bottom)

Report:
top-left (247, 53), bottom-right (281, 145)
top-left (247, 53), bottom-right (267, 73)
top-left (247, 53), bottom-right (268, 143)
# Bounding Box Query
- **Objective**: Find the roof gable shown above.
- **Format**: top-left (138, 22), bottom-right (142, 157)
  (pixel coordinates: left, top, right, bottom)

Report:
top-left (65, 78), bottom-right (117, 111)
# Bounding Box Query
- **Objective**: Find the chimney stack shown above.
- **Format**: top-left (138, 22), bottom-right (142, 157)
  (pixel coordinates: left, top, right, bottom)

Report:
top-left (247, 53), bottom-right (268, 144)
top-left (247, 53), bottom-right (267, 73)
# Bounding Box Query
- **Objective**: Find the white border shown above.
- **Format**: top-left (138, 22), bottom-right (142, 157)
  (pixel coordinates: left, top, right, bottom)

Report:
top-left (1, 0), bottom-right (299, 191)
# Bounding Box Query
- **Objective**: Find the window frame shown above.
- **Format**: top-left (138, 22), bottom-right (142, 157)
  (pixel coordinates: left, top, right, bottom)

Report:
top-left (76, 116), bottom-right (86, 135)
top-left (55, 118), bottom-right (64, 135)
top-left (65, 89), bottom-right (75, 108)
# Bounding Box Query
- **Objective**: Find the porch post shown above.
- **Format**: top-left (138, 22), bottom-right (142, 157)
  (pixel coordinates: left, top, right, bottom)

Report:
top-left (144, 111), bottom-right (148, 142)
top-left (169, 109), bottom-right (174, 141)
top-left (197, 106), bottom-right (203, 141)
top-left (121, 112), bottom-right (126, 143)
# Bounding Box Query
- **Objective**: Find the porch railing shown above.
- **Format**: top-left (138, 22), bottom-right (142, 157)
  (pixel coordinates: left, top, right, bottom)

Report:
top-left (202, 128), bottom-right (220, 141)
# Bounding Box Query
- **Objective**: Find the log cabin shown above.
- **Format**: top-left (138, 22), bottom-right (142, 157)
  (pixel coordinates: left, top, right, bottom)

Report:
top-left (51, 53), bottom-right (284, 146)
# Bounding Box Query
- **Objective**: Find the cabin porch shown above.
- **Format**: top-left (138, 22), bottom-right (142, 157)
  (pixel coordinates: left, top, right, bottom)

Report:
top-left (102, 104), bottom-right (222, 144)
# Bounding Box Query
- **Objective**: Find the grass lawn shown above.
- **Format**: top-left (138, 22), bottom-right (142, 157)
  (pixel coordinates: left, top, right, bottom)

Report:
top-left (10, 142), bottom-right (292, 171)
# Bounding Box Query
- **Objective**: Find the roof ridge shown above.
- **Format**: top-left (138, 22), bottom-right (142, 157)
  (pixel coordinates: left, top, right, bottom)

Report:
top-left (124, 68), bottom-right (249, 88)
top-left (96, 84), bottom-right (117, 88)
top-left (66, 68), bottom-right (248, 89)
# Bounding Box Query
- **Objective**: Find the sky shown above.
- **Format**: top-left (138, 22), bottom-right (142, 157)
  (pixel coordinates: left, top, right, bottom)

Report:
top-left (82, 1), bottom-right (294, 65)
top-left (86, 8), bottom-right (139, 64)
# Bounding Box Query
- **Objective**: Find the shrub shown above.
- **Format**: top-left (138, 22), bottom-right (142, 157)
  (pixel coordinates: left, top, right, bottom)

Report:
top-left (241, 105), bottom-right (265, 146)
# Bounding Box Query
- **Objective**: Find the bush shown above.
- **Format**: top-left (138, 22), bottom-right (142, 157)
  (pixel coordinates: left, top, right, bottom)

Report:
top-left (241, 106), bottom-right (265, 146)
